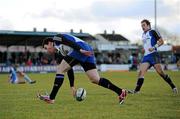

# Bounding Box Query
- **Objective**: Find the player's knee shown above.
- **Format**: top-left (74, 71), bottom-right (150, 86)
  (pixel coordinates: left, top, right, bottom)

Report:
top-left (139, 69), bottom-right (146, 76)
top-left (138, 71), bottom-right (143, 77)
top-left (56, 70), bottom-right (64, 74)
top-left (158, 70), bottom-right (164, 75)
top-left (89, 77), bottom-right (99, 84)
top-left (57, 67), bottom-right (68, 74)
top-left (159, 72), bottom-right (166, 78)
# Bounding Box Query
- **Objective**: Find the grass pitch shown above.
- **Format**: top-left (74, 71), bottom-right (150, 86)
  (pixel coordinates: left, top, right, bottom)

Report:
top-left (0, 71), bottom-right (180, 119)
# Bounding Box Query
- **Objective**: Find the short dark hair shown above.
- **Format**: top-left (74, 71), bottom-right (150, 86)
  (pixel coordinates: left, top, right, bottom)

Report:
top-left (42, 37), bottom-right (53, 48)
top-left (141, 19), bottom-right (151, 26)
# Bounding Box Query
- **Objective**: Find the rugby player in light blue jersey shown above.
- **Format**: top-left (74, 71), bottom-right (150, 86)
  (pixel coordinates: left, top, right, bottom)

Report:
top-left (9, 66), bottom-right (23, 84)
top-left (129, 19), bottom-right (178, 94)
top-left (9, 65), bottom-right (36, 84)
top-left (38, 33), bottom-right (127, 104)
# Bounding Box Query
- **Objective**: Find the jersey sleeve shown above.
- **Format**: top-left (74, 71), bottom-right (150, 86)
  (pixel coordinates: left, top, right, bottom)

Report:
top-left (152, 30), bottom-right (161, 41)
top-left (54, 34), bottom-right (82, 51)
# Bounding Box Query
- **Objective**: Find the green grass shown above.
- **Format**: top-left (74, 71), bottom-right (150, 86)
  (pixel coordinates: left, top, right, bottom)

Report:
top-left (0, 71), bottom-right (180, 119)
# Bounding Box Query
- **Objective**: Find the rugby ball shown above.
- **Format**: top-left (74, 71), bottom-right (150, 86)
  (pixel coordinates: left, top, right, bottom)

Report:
top-left (75, 88), bottom-right (87, 101)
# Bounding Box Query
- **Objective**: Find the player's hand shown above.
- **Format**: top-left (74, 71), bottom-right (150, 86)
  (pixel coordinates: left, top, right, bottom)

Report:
top-left (8, 78), bottom-right (11, 83)
top-left (148, 47), bottom-right (155, 52)
top-left (70, 87), bottom-right (76, 97)
top-left (141, 49), bottom-right (145, 54)
top-left (80, 49), bottom-right (93, 56)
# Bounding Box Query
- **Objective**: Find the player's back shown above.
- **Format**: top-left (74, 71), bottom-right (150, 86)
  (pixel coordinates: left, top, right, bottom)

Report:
top-left (56, 33), bottom-right (92, 51)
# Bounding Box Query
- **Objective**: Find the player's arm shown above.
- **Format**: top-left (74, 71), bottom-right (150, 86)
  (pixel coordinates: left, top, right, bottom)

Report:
top-left (156, 38), bottom-right (164, 46)
top-left (54, 34), bottom-right (82, 51)
top-left (79, 49), bottom-right (93, 56)
top-left (149, 30), bottom-right (164, 52)
top-left (62, 39), bottom-right (93, 56)
top-left (141, 48), bottom-right (145, 54)
top-left (67, 68), bottom-right (76, 97)
top-left (8, 74), bottom-right (11, 82)
top-left (8, 70), bottom-right (12, 82)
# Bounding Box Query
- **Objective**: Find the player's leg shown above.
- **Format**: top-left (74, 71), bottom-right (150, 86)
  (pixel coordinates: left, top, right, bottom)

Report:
top-left (154, 64), bottom-right (177, 93)
top-left (50, 59), bottom-right (72, 100)
top-left (38, 59), bottom-right (72, 104)
top-left (10, 74), bottom-right (25, 84)
top-left (14, 78), bottom-right (26, 84)
top-left (67, 68), bottom-right (76, 97)
top-left (47, 56), bottom-right (80, 103)
top-left (57, 55), bottom-right (76, 96)
top-left (81, 62), bottom-right (126, 104)
top-left (81, 62), bottom-right (121, 94)
top-left (18, 72), bottom-right (36, 84)
top-left (17, 80), bottom-right (26, 84)
top-left (24, 74), bottom-right (36, 84)
top-left (67, 68), bottom-right (75, 87)
top-left (10, 74), bottom-right (17, 84)
top-left (133, 63), bottom-right (149, 93)
top-left (85, 68), bottom-right (123, 95)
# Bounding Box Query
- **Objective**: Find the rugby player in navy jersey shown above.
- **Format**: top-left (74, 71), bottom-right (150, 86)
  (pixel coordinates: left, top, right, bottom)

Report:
top-left (38, 33), bottom-right (127, 104)
top-left (129, 19), bottom-right (178, 94)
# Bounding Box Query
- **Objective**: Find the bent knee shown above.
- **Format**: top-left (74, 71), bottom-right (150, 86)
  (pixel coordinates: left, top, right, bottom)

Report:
top-left (89, 78), bottom-right (99, 84)
top-left (138, 70), bottom-right (146, 77)
top-left (57, 67), bottom-right (68, 74)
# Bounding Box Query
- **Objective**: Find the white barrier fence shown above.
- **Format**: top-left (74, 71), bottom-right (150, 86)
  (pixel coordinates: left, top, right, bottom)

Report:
top-left (0, 64), bottom-right (178, 73)
top-left (0, 65), bottom-right (84, 73)
top-left (0, 64), bottom-right (179, 73)
top-left (100, 64), bottom-right (130, 72)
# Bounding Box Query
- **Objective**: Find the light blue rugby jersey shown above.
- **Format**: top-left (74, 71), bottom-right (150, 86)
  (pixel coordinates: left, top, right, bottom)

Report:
top-left (9, 67), bottom-right (18, 83)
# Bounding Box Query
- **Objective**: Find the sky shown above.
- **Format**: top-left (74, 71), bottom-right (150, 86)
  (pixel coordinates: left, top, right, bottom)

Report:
top-left (0, 0), bottom-right (179, 43)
